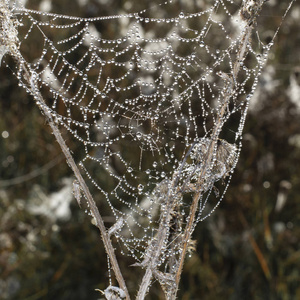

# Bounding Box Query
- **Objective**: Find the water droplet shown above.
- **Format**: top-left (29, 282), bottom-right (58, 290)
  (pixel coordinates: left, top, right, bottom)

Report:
top-left (138, 184), bottom-right (144, 193)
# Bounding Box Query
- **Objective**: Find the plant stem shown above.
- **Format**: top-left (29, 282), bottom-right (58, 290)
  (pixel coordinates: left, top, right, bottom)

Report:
top-left (13, 55), bottom-right (131, 300)
top-left (136, 178), bottom-right (180, 300)
top-left (171, 2), bottom-right (263, 297)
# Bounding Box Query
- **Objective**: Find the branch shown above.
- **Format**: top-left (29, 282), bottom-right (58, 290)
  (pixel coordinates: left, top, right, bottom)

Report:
top-left (27, 65), bottom-right (130, 300)
top-left (0, 2), bottom-right (130, 298)
top-left (172, 1), bottom-right (266, 297)
top-left (136, 177), bottom-right (181, 300)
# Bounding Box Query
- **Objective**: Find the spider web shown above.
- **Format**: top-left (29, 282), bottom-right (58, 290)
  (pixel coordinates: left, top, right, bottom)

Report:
top-left (5, 0), bottom-right (273, 262)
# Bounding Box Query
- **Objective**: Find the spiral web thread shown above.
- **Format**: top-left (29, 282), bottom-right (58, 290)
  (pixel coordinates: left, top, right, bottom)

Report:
top-left (4, 0), bottom-right (274, 264)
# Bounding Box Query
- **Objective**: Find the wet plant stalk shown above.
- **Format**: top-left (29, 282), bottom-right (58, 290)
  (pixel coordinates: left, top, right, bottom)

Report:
top-left (172, 1), bottom-right (265, 298)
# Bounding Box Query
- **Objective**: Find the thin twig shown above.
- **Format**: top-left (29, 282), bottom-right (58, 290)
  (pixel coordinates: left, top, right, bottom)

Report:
top-left (172, 1), bottom-right (266, 297)
top-left (136, 176), bottom-right (181, 300)
top-left (0, 1), bottom-right (130, 298)
top-left (0, 154), bottom-right (64, 187)
top-left (26, 66), bottom-right (131, 300)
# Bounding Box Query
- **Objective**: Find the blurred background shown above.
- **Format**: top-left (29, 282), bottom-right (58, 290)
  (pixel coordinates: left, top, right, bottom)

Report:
top-left (0, 0), bottom-right (299, 299)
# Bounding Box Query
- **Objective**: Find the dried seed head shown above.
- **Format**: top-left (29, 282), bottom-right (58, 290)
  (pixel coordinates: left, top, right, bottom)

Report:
top-left (240, 0), bottom-right (265, 23)
top-left (0, 3), bottom-right (20, 61)
top-left (215, 139), bottom-right (237, 174)
top-left (190, 138), bottom-right (237, 180)
top-left (96, 286), bottom-right (126, 300)
top-left (72, 180), bottom-right (82, 207)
